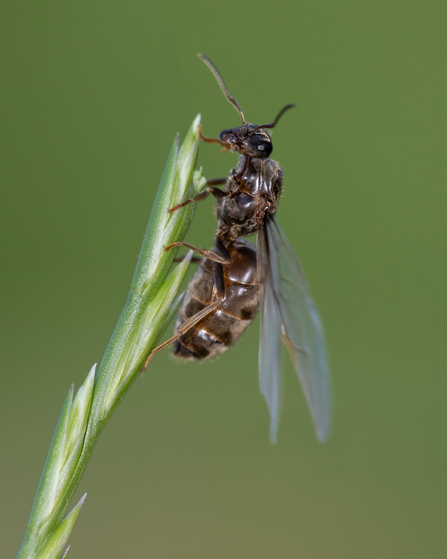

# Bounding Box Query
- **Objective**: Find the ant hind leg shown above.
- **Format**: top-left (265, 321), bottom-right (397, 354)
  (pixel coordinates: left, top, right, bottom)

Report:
top-left (142, 261), bottom-right (226, 370)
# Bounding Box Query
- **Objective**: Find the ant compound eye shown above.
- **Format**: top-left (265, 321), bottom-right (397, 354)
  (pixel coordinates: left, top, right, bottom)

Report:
top-left (255, 140), bottom-right (272, 158)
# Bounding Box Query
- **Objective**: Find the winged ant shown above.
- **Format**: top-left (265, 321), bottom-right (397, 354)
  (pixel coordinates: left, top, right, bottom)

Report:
top-left (144, 54), bottom-right (331, 443)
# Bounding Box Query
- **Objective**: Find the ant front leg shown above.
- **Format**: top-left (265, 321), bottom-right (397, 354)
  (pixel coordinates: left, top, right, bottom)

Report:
top-left (142, 261), bottom-right (226, 371)
top-left (198, 124), bottom-right (229, 149)
top-left (168, 179), bottom-right (227, 214)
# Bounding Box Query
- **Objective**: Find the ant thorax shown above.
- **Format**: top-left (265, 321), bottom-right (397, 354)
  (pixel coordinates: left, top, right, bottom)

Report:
top-left (216, 155), bottom-right (284, 242)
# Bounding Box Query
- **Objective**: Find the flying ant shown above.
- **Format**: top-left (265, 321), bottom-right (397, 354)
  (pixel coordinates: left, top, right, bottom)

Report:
top-left (145, 54), bottom-right (331, 443)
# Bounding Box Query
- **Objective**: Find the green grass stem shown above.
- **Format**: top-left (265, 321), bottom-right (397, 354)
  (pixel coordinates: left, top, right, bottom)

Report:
top-left (16, 115), bottom-right (205, 559)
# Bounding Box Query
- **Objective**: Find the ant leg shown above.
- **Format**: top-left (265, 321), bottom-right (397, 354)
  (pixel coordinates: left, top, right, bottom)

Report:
top-left (142, 262), bottom-right (226, 370)
top-left (215, 237), bottom-right (231, 262)
top-left (168, 182), bottom-right (227, 214)
top-left (198, 124), bottom-right (227, 147)
top-left (165, 241), bottom-right (230, 265)
top-left (206, 178), bottom-right (227, 186)
top-left (142, 298), bottom-right (224, 370)
top-left (212, 261), bottom-right (225, 298)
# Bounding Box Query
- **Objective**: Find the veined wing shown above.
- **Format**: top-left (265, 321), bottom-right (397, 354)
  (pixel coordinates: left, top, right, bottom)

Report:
top-left (258, 225), bottom-right (283, 444)
top-left (257, 217), bottom-right (331, 442)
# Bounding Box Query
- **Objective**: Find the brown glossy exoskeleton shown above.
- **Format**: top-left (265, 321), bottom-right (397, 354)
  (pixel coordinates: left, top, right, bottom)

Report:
top-left (145, 54), bottom-right (331, 443)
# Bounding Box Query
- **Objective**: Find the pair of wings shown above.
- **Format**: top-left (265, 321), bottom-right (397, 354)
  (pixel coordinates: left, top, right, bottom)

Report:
top-left (257, 217), bottom-right (331, 443)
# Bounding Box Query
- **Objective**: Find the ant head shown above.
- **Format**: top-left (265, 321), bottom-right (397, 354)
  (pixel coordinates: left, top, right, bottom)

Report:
top-left (198, 54), bottom-right (295, 160)
top-left (220, 124), bottom-right (273, 158)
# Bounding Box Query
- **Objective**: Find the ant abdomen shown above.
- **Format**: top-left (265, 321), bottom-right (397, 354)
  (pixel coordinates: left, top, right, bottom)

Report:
top-left (173, 240), bottom-right (259, 361)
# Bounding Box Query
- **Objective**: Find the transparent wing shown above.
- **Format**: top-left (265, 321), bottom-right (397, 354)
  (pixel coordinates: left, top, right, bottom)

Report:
top-left (258, 218), bottom-right (331, 442)
top-left (258, 226), bottom-right (283, 444)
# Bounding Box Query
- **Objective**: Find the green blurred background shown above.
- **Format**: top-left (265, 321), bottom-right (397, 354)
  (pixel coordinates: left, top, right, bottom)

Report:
top-left (1, 1), bottom-right (446, 557)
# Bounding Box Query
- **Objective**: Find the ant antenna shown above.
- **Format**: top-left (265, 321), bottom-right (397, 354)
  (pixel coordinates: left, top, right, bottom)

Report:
top-left (198, 53), bottom-right (246, 124)
top-left (250, 103), bottom-right (295, 133)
